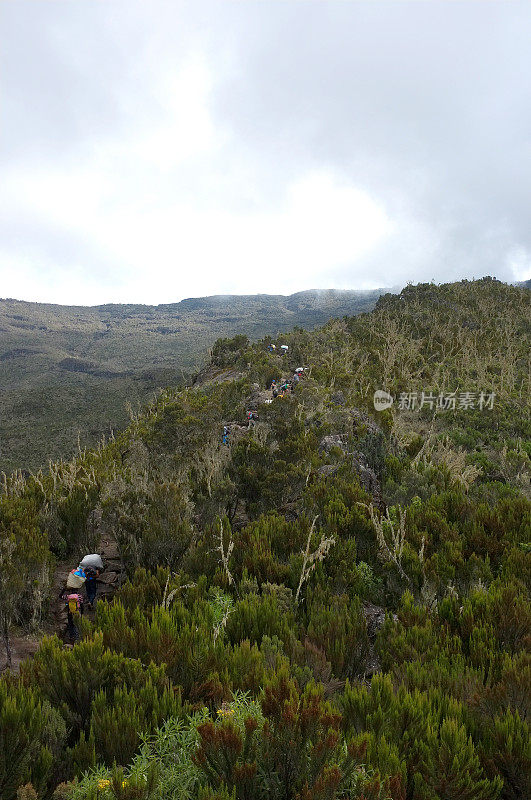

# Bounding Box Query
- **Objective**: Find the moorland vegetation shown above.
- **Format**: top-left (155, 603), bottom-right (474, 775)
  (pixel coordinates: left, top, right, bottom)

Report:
top-left (0, 278), bottom-right (529, 800)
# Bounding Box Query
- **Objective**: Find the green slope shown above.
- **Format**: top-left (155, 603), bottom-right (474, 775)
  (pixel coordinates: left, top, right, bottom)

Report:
top-left (1, 277), bottom-right (529, 799)
top-left (1, 278), bottom-right (529, 799)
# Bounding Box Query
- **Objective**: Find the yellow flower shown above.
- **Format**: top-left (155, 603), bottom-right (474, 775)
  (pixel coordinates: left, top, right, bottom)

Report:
top-left (97, 780), bottom-right (111, 790)
top-left (121, 781), bottom-right (128, 788)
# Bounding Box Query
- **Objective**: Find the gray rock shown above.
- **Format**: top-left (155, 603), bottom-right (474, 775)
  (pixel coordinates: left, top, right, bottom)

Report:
top-left (317, 464), bottom-right (340, 478)
top-left (350, 408), bottom-right (383, 438)
top-left (319, 434), bottom-right (348, 455)
top-left (351, 452), bottom-right (385, 511)
top-left (363, 602), bottom-right (389, 639)
top-left (362, 602), bottom-right (398, 678)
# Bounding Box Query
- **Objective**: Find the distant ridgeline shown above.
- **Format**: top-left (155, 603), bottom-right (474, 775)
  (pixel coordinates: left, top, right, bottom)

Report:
top-left (0, 277), bottom-right (529, 800)
top-left (0, 288), bottom-right (387, 472)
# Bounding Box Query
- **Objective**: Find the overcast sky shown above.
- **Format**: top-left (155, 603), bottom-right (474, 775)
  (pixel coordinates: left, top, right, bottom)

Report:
top-left (1, 1), bottom-right (530, 305)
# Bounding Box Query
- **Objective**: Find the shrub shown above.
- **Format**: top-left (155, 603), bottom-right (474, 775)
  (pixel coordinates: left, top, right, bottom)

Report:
top-left (0, 681), bottom-right (65, 800)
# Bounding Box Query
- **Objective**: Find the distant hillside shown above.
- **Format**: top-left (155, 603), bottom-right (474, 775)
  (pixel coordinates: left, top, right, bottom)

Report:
top-left (0, 288), bottom-right (387, 472)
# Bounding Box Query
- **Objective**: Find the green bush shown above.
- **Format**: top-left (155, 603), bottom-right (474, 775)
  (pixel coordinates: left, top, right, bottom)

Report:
top-left (0, 681), bottom-right (65, 800)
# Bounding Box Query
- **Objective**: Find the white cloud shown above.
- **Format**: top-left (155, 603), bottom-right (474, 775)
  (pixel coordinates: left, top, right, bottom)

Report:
top-left (0, 46), bottom-right (392, 304)
top-left (124, 56), bottom-right (220, 169)
top-left (1, 1), bottom-right (530, 303)
top-left (506, 247), bottom-right (531, 282)
top-left (1, 159), bottom-right (392, 304)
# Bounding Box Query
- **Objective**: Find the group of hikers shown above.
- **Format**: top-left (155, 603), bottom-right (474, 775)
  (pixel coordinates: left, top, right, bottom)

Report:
top-left (61, 553), bottom-right (104, 641)
top-left (222, 410), bottom-right (259, 445)
top-left (266, 340), bottom-right (307, 394)
top-left (221, 367), bottom-right (306, 445)
top-left (270, 367), bottom-right (305, 398)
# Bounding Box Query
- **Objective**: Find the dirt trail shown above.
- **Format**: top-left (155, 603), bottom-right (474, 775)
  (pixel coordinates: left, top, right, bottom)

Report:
top-left (2, 534), bottom-right (124, 673)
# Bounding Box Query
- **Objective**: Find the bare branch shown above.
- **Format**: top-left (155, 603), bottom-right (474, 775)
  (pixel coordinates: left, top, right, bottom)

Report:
top-left (358, 502), bottom-right (410, 584)
top-left (216, 518), bottom-right (234, 587)
top-left (295, 516), bottom-right (335, 603)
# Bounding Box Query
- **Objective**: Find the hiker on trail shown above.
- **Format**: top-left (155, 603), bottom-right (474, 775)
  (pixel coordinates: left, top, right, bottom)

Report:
top-left (280, 380), bottom-right (294, 395)
top-left (246, 411), bottom-right (258, 427)
top-left (222, 425), bottom-right (230, 445)
top-left (59, 554), bottom-right (105, 642)
top-left (292, 373), bottom-right (300, 386)
top-left (84, 567), bottom-right (100, 606)
top-left (280, 345), bottom-right (289, 353)
top-left (268, 344), bottom-right (276, 353)
top-left (63, 592), bottom-right (83, 642)
top-left (77, 554), bottom-right (104, 606)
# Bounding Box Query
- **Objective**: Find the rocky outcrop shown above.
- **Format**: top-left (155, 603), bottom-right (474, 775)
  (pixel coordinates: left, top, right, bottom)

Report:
top-left (351, 451), bottom-right (385, 512)
top-left (317, 464), bottom-right (340, 478)
top-left (350, 408), bottom-right (385, 438)
top-left (319, 434), bottom-right (348, 455)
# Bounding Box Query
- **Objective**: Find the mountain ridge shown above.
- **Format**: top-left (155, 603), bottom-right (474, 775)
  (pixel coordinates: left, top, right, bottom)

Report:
top-left (0, 287), bottom-right (390, 473)
top-left (1, 278), bottom-right (529, 800)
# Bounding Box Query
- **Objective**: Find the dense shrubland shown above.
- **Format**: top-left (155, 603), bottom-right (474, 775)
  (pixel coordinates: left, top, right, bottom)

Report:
top-left (0, 279), bottom-right (529, 800)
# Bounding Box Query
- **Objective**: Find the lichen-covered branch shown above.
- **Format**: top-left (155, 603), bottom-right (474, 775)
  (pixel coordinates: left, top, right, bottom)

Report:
top-left (295, 516), bottom-right (335, 603)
